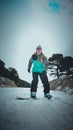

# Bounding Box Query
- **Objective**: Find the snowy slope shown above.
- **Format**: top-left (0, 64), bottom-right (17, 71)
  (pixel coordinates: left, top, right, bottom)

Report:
top-left (0, 87), bottom-right (73, 130)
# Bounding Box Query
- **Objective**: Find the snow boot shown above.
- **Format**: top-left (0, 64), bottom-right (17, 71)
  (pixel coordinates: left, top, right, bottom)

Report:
top-left (31, 92), bottom-right (36, 99)
top-left (44, 93), bottom-right (52, 99)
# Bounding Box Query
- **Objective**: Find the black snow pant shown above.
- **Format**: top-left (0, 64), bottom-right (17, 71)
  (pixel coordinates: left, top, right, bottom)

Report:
top-left (31, 71), bottom-right (50, 94)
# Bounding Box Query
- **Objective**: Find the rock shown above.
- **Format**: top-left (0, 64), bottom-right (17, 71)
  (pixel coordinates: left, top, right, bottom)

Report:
top-left (0, 76), bottom-right (17, 87)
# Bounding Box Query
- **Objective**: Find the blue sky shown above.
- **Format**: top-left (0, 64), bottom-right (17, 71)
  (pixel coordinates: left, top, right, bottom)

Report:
top-left (0, 0), bottom-right (73, 84)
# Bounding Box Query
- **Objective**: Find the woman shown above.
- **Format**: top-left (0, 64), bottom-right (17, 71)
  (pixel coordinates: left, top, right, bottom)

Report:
top-left (28, 45), bottom-right (52, 99)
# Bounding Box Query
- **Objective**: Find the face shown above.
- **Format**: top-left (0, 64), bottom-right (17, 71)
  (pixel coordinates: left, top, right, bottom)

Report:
top-left (36, 49), bottom-right (42, 55)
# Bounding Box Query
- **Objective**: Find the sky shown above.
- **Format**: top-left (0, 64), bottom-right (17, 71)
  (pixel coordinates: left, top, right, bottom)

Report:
top-left (0, 0), bottom-right (73, 85)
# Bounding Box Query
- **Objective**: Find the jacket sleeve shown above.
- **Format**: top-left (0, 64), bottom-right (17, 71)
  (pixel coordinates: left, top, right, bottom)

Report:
top-left (43, 57), bottom-right (49, 71)
top-left (28, 56), bottom-right (33, 71)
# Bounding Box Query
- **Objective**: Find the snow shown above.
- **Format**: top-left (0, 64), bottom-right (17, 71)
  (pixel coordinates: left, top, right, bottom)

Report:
top-left (56, 85), bottom-right (62, 90)
top-left (0, 87), bottom-right (73, 130)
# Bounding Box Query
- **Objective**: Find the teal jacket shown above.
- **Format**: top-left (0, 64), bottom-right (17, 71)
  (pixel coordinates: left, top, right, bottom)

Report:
top-left (28, 53), bottom-right (48, 73)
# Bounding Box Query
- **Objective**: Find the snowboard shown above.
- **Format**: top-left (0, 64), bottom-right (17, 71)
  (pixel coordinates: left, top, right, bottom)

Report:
top-left (16, 95), bottom-right (52, 100)
top-left (16, 97), bottom-right (39, 100)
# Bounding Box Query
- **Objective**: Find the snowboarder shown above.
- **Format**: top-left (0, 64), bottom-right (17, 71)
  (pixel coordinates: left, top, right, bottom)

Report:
top-left (28, 45), bottom-right (52, 99)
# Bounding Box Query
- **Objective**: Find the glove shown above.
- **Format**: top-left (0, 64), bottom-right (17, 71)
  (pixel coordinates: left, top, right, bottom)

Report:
top-left (28, 68), bottom-right (30, 73)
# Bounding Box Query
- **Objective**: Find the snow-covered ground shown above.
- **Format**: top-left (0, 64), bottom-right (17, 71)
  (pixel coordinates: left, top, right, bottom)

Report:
top-left (0, 87), bottom-right (73, 130)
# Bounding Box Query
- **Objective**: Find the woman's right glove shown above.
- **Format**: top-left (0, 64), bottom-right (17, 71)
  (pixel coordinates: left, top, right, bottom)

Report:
top-left (28, 68), bottom-right (30, 73)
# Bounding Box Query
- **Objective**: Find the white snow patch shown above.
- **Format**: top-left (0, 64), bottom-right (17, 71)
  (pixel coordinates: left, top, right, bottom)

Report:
top-left (56, 85), bottom-right (62, 90)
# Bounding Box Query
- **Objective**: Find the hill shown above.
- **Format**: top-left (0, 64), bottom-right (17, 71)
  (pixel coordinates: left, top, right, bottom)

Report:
top-left (0, 76), bottom-right (31, 88)
top-left (0, 76), bottom-right (17, 87)
top-left (50, 75), bottom-right (73, 94)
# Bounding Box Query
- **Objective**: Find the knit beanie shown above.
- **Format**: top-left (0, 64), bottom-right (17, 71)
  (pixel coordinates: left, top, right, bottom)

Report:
top-left (36, 45), bottom-right (42, 50)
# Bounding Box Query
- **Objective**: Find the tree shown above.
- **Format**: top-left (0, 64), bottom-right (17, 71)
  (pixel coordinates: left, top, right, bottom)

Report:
top-left (48, 54), bottom-right (63, 79)
top-left (8, 67), bottom-right (19, 84)
top-left (0, 59), bottom-right (5, 76)
top-left (17, 79), bottom-right (31, 87)
top-left (59, 56), bottom-right (73, 75)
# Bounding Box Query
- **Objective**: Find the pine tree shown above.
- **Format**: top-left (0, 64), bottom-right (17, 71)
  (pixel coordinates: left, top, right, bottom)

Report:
top-left (48, 54), bottom-right (63, 79)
